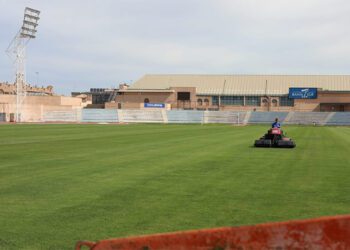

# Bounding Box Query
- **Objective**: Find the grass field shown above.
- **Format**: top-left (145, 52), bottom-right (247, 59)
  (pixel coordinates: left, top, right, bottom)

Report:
top-left (1, 124), bottom-right (350, 249)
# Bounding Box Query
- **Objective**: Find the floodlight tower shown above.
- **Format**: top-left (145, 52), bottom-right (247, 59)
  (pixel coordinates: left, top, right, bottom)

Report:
top-left (6, 7), bottom-right (40, 122)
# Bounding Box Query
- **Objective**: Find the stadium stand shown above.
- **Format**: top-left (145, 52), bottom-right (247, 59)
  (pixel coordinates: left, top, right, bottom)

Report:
top-left (205, 111), bottom-right (246, 124)
top-left (43, 110), bottom-right (79, 122)
top-left (248, 112), bottom-right (289, 124)
top-left (167, 110), bottom-right (204, 123)
top-left (326, 112), bottom-right (350, 125)
top-left (285, 112), bottom-right (330, 125)
top-left (41, 109), bottom-right (350, 125)
top-left (81, 109), bottom-right (118, 123)
top-left (119, 109), bottom-right (164, 123)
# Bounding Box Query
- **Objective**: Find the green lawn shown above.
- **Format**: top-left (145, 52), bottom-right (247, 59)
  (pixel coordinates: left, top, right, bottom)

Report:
top-left (1, 124), bottom-right (350, 249)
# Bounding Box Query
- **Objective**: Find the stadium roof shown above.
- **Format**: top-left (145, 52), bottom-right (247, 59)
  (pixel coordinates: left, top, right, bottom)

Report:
top-left (130, 74), bottom-right (350, 96)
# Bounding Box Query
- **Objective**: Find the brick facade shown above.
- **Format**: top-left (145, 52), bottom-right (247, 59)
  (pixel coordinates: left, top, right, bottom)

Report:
top-left (113, 88), bottom-right (350, 112)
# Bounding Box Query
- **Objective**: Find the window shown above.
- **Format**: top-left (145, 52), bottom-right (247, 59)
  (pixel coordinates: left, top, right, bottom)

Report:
top-left (177, 92), bottom-right (190, 100)
top-left (262, 99), bottom-right (268, 106)
top-left (272, 99), bottom-right (278, 107)
top-left (212, 96), bottom-right (219, 105)
top-left (92, 93), bottom-right (110, 104)
top-left (197, 99), bottom-right (203, 106)
top-left (280, 96), bottom-right (294, 106)
top-left (144, 98), bottom-right (150, 103)
top-left (204, 99), bottom-right (209, 106)
top-left (220, 96), bottom-right (244, 106)
top-left (245, 96), bottom-right (261, 106)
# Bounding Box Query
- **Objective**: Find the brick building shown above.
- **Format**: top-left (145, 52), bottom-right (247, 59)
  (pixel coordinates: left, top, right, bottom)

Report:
top-left (114, 75), bottom-right (350, 112)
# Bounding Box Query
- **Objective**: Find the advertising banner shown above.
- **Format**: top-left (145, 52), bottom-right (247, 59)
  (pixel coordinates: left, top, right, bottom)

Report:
top-left (288, 88), bottom-right (318, 99)
top-left (144, 103), bottom-right (165, 108)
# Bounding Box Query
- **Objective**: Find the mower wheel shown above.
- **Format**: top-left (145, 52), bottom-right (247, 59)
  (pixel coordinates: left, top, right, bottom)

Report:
top-left (254, 139), bottom-right (272, 147)
top-left (277, 140), bottom-right (296, 148)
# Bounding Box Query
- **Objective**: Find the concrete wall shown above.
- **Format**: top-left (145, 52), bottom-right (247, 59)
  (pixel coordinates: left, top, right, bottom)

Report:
top-left (0, 94), bottom-right (83, 122)
top-left (295, 92), bottom-right (350, 111)
top-left (116, 92), bottom-right (174, 104)
top-left (0, 95), bottom-right (82, 106)
top-left (61, 96), bottom-right (83, 106)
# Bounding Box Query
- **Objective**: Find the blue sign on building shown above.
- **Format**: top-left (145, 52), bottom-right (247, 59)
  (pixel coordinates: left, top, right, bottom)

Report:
top-left (144, 103), bottom-right (165, 108)
top-left (288, 88), bottom-right (318, 99)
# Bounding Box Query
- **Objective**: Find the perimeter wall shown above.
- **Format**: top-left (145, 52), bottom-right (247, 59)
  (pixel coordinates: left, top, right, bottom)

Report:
top-left (38, 109), bottom-right (350, 126)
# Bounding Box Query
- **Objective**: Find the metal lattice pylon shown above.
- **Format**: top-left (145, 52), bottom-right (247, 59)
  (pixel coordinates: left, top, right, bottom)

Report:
top-left (7, 32), bottom-right (28, 122)
top-left (6, 7), bottom-right (40, 122)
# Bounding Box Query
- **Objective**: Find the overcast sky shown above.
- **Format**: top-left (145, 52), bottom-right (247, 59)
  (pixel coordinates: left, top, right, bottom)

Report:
top-left (1, 0), bottom-right (350, 94)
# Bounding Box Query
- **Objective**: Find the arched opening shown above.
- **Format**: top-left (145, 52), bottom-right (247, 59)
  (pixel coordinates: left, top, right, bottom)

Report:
top-left (272, 99), bottom-right (278, 107)
top-left (204, 99), bottom-right (209, 106)
top-left (197, 99), bottom-right (203, 106)
top-left (262, 99), bottom-right (268, 106)
top-left (144, 98), bottom-right (150, 103)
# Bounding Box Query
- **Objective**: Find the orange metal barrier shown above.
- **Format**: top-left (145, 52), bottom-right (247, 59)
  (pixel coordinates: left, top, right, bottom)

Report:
top-left (76, 214), bottom-right (350, 250)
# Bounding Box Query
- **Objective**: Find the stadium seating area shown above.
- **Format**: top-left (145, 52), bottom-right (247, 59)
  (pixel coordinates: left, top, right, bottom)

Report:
top-left (118, 109), bottom-right (164, 123)
top-left (248, 112), bottom-right (289, 124)
top-left (326, 112), bottom-right (350, 125)
top-left (81, 109), bottom-right (118, 123)
top-left (285, 112), bottom-right (331, 125)
top-left (41, 109), bottom-right (350, 125)
top-left (205, 111), bottom-right (246, 124)
top-left (167, 110), bottom-right (204, 123)
top-left (43, 110), bottom-right (79, 122)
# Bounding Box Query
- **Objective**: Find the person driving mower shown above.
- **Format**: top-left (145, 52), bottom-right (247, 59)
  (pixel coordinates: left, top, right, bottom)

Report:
top-left (254, 117), bottom-right (296, 148)
top-left (272, 118), bottom-right (281, 128)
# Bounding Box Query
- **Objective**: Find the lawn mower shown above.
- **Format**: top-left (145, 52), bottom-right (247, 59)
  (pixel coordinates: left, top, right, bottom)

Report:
top-left (254, 128), bottom-right (296, 148)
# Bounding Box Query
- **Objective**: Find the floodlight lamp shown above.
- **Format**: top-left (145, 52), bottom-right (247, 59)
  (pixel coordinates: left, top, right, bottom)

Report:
top-left (20, 7), bottom-right (40, 39)
top-left (24, 14), bottom-right (39, 24)
top-left (24, 7), bottom-right (40, 18)
top-left (22, 21), bottom-right (37, 29)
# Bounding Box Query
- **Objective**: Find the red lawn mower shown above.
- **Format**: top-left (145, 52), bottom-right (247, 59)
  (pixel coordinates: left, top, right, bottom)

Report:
top-left (254, 128), bottom-right (296, 148)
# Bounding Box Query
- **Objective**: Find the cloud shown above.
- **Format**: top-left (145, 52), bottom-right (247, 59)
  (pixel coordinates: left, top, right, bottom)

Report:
top-left (1, 0), bottom-right (350, 94)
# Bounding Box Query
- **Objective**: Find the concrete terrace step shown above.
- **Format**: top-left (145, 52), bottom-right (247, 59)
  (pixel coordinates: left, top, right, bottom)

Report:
top-left (248, 112), bottom-right (289, 124)
top-left (120, 110), bottom-right (164, 123)
top-left (81, 109), bottom-right (118, 123)
top-left (285, 112), bottom-right (331, 125)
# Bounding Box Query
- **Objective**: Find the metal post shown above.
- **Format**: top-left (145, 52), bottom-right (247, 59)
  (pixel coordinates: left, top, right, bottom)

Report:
top-left (15, 38), bottom-right (26, 122)
top-left (220, 79), bottom-right (226, 111)
top-left (202, 110), bottom-right (205, 125)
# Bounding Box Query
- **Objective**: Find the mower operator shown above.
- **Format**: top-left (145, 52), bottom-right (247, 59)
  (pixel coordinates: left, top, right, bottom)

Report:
top-left (272, 118), bottom-right (281, 128)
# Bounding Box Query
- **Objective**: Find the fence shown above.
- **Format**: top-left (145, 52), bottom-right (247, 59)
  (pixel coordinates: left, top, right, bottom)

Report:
top-left (38, 109), bottom-right (350, 125)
